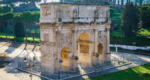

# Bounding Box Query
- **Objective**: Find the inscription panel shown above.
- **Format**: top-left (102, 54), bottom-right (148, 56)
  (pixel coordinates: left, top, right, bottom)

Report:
top-left (80, 44), bottom-right (89, 54)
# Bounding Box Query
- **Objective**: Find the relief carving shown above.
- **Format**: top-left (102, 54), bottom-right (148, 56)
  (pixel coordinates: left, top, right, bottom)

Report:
top-left (57, 9), bottom-right (61, 18)
top-left (74, 8), bottom-right (77, 18)
top-left (98, 44), bottom-right (103, 55)
top-left (61, 33), bottom-right (72, 49)
top-left (95, 9), bottom-right (99, 18)
top-left (60, 6), bottom-right (71, 17)
top-left (44, 33), bottom-right (49, 42)
top-left (80, 44), bottom-right (89, 54)
top-left (42, 7), bottom-right (51, 17)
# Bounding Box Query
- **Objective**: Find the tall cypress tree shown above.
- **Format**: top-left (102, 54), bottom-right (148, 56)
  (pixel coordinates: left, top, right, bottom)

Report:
top-left (121, 2), bottom-right (140, 37)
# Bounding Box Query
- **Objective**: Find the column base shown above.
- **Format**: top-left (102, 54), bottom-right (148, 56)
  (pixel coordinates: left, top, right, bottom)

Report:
top-left (75, 67), bottom-right (79, 72)
top-left (58, 70), bottom-right (63, 74)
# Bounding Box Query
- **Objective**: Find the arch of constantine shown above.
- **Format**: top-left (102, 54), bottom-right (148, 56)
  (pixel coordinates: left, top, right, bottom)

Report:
top-left (38, 3), bottom-right (111, 74)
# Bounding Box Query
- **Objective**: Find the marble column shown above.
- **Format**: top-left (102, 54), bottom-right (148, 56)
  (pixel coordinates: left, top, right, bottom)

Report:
top-left (74, 26), bottom-right (78, 70)
top-left (106, 26), bottom-right (110, 53)
top-left (94, 26), bottom-right (98, 54)
top-left (70, 26), bottom-right (76, 70)
top-left (57, 25), bottom-right (62, 72)
top-left (59, 59), bottom-right (63, 73)
top-left (74, 26), bottom-right (77, 56)
top-left (106, 25), bottom-right (110, 62)
top-left (94, 23), bottom-right (99, 65)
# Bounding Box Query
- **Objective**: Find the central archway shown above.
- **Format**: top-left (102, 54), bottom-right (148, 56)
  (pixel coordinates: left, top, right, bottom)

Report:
top-left (61, 47), bottom-right (70, 70)
top-left (77, 33), bottom-right (92, 66)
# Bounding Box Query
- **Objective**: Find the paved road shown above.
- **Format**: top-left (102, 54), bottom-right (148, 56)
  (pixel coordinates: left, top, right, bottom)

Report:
top-left (0, 44), bottom-right (150, 80)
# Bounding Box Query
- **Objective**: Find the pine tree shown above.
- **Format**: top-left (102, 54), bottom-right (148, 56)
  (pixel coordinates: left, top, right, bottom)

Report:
top-left (121, 2), bottom-right (140, 37)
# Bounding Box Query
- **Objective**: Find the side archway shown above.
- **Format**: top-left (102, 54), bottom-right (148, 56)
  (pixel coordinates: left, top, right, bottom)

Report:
top-left (98, 43), bottom-right (103, 63)
top-left (61, 47), bottom-right (70, 70)
top-left (77, 33), bottom-right (92, 66)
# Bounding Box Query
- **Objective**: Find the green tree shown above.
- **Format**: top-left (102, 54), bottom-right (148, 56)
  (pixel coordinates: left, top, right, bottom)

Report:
top-left (82, 0), bottom-right (104, 5)
top-left (1, 0), bottom-right (41, 7)
top-left (5, 12), bottom-right (17, 42)
top-left (0, 6), bottom-right (14, 41)
top-left (0, 14), bottom-right (8, 41)
top-left (30, 11), bottom-right (40, 46)
top-left (140, 6), bottom-right (150, 28)
top-left (0, 6), bottom-right (13, 13)
top-left (74, 0), bottom-right (81, 4)
top-left (121, 2), bottom-right (140, 37)
top-left (21, 11), bottom-right (33, 47)
top-left (14, 22), bottom-right (25, 37)
top-left (104, 1), bottom-right (109, 5)
top-left (13, 13), bottom-right (25, 37)
top-left (110, 8), bottom-right (115, 18)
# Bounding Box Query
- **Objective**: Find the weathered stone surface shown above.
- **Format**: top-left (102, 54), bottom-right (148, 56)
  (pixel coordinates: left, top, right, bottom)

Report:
top-left (39, 3), bottom-right (110, 23)
top-left (38, 3), bottom-right (111, 74)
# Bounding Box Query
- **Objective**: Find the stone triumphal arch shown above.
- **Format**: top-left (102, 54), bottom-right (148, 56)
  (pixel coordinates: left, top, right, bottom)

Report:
top-left (38, 3), bottom-right (111, 74)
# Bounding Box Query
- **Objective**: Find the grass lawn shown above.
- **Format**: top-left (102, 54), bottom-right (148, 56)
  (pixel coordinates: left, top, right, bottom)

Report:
top-left (87, 63), bottom-right (150, 80)
top-left (110, 31), bottom-right (150, 46)
top-left (111, 8), bottom-right (122, 32)
top-left (110, 8), bottom-right (150, 46)
top-left (0, 27), bottom-right (40, 44)
top-left (110, 27), bottom-right (150, 46)
top-left (138, 28), bottom-right (150, 36)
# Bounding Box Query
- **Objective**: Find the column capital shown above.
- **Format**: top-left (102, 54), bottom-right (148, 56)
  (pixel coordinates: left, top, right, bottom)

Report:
top-left (55, 26), bottom-right (62, 33)
top-left (72, 28), bottom-right (76, 33)
top-left (92, 24), bottom-right (97, 32)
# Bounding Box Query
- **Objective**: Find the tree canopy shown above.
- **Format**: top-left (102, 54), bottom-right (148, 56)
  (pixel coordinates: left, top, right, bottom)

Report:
top-left (82, 0), bottom-right (104, 5)
top-left (1, 0), bottom-right (41, 4)
top-left (13, 13), bottom-right (23, 22)
top-left (74, 0), bottom-right (81, 4)
top-left (0, 6), bottom-right (13, 13)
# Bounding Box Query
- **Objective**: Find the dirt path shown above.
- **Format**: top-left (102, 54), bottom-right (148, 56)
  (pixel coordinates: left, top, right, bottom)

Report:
top-left (0, 41), bottom-right (41, 52)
